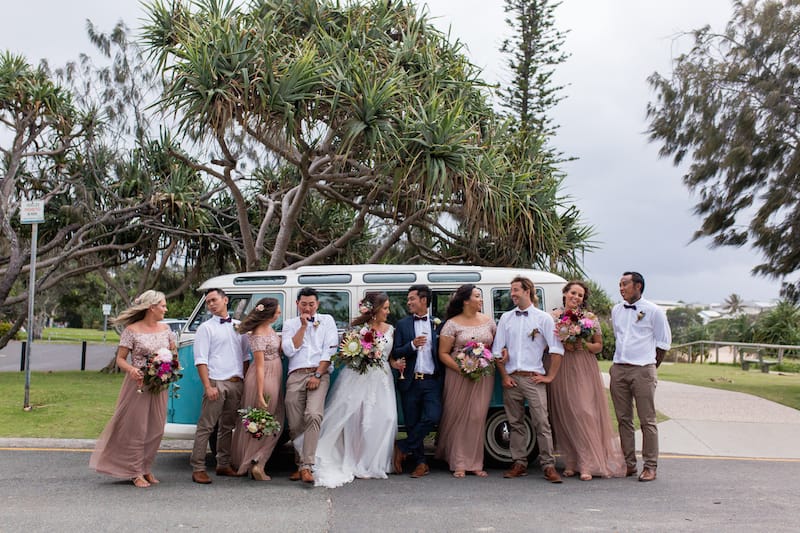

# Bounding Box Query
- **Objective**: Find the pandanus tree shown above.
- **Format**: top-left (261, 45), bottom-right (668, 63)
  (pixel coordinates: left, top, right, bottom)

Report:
top-left (142, 0), bottom-right (592, 272)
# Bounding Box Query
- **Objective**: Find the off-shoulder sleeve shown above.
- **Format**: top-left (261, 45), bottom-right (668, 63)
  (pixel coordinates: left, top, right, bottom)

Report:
top-left (119, 327), bottom-right (135, 349)
top-left (440, 319), bottom-right (456, 338)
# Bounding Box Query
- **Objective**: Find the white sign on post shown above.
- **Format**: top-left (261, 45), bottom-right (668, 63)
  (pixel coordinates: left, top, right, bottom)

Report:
top-left (102, 304), bottom-right (112, 316)
top-left (20, 200), bottom-right (45, 224)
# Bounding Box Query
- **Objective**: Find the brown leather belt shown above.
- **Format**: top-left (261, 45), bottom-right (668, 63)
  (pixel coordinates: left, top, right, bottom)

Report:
top-left (227, 376), bottom-right (242, 382)
top-left (290, 367), bottom-right (318, 375)
top-left (511, 371), bottom-right (537, 377)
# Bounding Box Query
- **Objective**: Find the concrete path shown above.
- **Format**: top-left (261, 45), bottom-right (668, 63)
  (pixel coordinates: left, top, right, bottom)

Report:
top-left (603, 372), bottom-right (800, 459)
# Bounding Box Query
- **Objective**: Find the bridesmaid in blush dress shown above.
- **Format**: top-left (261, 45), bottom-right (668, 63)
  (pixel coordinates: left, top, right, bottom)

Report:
top-left (435, 284), bottom-right (496, 478)
top-left (549, 280), bottom-right (626, 480)
top-left (231, 297), bottom-right (285, 480)
top-left (90, 290), bottom-right (176, 488)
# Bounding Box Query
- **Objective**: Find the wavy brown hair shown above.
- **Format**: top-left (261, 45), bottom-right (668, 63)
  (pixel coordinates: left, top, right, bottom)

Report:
top-left (351, 292), bottom-right (389, 327)
top-left (562, 280), bottom-right (591, 309)
top-left (237, 297), bottom-right (280, 334)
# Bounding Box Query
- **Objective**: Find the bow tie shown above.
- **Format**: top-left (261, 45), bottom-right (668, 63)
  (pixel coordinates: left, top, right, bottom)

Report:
top-left (219, 316), bottom-right (232, 324)
top-left (515, 310), bottom-right (528, 317)
top-left (413, 315), bottom-right (428, 321)
top-left (623, 304), bottom-right (637, 310)
top-left (306, 316), bottom-right (316, 323)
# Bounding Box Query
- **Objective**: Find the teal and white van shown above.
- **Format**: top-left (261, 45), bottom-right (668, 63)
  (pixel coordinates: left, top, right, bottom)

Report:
top-left (167, 264), bottom-right (566, 463)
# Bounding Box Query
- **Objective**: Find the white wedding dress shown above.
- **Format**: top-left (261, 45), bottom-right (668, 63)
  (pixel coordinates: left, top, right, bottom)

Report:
top-left (303, 325), bottom-right (398, 488)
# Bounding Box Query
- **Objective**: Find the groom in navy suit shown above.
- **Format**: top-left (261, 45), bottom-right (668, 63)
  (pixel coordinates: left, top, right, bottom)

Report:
top-left (390, 284), bottom-right (443, 478)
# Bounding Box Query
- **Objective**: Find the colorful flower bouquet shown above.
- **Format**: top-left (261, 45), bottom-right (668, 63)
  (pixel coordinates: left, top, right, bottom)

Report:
top-left (454, 340), bottom-right (494, 381)
top-left (554, 308), bottom-right (599, 344)
top-left (334, 327), bottom-right (388, 374)
top-left (139, 348), bottom-right (182, 394)
top-left (237, 399), bottom-right (281, 440)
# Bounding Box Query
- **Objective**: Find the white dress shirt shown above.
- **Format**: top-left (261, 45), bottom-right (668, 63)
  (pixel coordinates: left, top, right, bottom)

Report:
top-left (412, 316), bottom-right (435, 375)
top-left (493, 305), bottom-right (564, 375)
top-left (193, 316), bottom-right (250, 380)
top-left (612, 297), bottom-right (672, 366)
top-left (281, 314), bottom-right (339, 373)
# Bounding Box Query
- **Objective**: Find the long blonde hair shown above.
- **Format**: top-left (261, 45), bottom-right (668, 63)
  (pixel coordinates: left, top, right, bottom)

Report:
top-left (111, 290), bottom-right (166, 329)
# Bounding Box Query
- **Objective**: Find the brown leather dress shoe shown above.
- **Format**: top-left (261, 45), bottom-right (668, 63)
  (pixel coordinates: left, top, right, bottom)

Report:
top-left (300, 468), bottom-right (315, 484)
top-left (410, 463), bottom-right (430, 478)
top-left (503, 463), bottom-right (528, 478)
top-left (192, 470), bottom-right (212, 484)
top-left (289, 470), bottom-right (301, 481)
top-left (393, 444), bottom-right (407, 474)
top-left (215, 465), bottom-right (244, 477)
top-left (638, 467), bottom-right (657, 482)
top-left (543, 465), bottom-right (562, 483)
top-left (626, 465), bottom-right (638, 477)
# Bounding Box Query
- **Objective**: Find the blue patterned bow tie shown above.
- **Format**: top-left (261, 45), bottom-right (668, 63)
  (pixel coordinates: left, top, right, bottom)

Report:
top-left (220, 316), bottom-right (232, 323)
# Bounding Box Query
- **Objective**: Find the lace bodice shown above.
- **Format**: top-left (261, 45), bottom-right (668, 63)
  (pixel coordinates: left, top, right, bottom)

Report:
top-left (248, 331), bottom-right (281, 361)
top-left (440, 319), bottom-right (496, 356)
top-left (119, 327), bottom-right (176, 368)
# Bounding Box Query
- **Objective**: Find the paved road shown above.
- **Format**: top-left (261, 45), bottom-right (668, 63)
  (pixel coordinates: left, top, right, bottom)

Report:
top-left (0, 341), bottom-right (115, 372)
top-left (0, 448), bottom-right (798, 532)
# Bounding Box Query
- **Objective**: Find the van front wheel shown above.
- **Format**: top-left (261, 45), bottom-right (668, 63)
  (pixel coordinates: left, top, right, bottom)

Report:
top-left (484, 408), bottom-right (537, 466)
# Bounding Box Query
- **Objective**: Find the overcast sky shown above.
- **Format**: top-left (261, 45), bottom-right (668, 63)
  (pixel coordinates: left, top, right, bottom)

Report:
top-left (2, 0), bottom-right (786, 305)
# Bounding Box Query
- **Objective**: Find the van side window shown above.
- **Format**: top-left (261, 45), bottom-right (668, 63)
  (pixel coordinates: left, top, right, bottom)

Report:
top-left (186, 293), bottom-right (285, 332)
top-left (491, 287), bottom-right (546, 323)
top-left (317, 291), bottom-right (350, 330)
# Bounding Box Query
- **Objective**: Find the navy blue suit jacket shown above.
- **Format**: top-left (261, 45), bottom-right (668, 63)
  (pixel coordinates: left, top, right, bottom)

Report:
top-left (391, 314), bottom-right (442, 392)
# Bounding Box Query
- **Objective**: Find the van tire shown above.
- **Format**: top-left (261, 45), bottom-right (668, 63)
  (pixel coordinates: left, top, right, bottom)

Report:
top-left (484, 408), bottom-right (537, 466)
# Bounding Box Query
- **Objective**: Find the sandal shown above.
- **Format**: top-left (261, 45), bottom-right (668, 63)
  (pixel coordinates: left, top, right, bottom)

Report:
top-left (143, 473), bottom-right (159, 484)
top-left (132, 476), bottom-right (150, 488)
top-left (580, 473), bottom-right (592, 481)
top-left (453, 470), bottom-right (466, 478)
top-left (469, 470), bottom-right (488, 478)
top-left (562, 470), bottom-right (576, 477)
top-left (251, 464), bottom-right (270, 481)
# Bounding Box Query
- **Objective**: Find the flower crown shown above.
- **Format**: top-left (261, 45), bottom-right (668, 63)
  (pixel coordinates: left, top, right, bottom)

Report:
top-left (358, 299), bottom-right (374, 315)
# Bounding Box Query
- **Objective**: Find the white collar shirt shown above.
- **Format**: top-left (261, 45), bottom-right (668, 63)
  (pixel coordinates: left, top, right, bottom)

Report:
top-left (281, 314), bottom-right (339, 373)
top-left (612, 297), bottom-right (672, 366)
top-left (193, 316), bottom-right (249, 380)
top-left (493, 305), bottom-right (563, 374)
top-left (412, 315), bottom-right (435, 375)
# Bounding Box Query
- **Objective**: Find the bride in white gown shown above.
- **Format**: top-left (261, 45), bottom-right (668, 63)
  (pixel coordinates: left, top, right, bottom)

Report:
top-left (302, 292), bottom-right (398, 488)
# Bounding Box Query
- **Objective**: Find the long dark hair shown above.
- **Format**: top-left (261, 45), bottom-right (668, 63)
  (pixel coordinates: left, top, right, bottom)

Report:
top-left (351, 292), bottom-right (389, 327)
top-left (237, 297), bottom-right (279, 334)
top-left (444, 284), bottom-right (476, 321)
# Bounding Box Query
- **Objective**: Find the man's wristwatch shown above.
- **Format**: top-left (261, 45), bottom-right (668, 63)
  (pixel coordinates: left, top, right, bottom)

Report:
top-left (313, 371), bottom-right (322, 379)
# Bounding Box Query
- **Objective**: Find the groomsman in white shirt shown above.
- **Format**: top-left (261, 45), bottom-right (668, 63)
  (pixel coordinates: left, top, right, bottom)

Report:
top-left (494, 276), bottom-right (564, 483)
top-left (610, 271), bottom-right (672, 482)
top-left (190, 288), bottom-right (250, 484)
top-left (282, 287), bottom-right (338, 484)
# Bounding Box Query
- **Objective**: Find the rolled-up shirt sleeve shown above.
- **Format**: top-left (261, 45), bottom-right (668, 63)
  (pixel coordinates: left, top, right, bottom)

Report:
top-left (542, 314), bottom-right (564, 356)
top-left (653, 308), bottom-right (672, 351)
top-left (493, 313), bottom-right (508, 354)
top-left (322, 316), bottom-right (338, 361)
top-left (281, 319), bottom-right (301, 358)
top-left (194, 323), bottom-right (210, 367)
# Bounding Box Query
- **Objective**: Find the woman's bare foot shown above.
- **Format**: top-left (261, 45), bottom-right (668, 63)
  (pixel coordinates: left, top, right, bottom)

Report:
top-left (562, 469), bottom-right (576, 477)
top-left (453, 470), bottom-right (466, 478)
top-left (143, 473), bottom-right (159, 484)
top-left (580, 473), bottom-right (592, 481)
top-left (469, 470), bottom-right (488, 477)
top-left (132, 476), bottom-right (150, 488)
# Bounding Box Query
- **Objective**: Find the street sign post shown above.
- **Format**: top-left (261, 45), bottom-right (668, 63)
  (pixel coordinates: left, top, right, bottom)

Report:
top-left (102, 304), bottom-right (112, 342)
top-left (20, 200), bottom-right (44, 411)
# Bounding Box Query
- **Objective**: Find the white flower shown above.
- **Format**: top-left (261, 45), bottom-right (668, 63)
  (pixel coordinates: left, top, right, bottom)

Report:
top-left (247, 421), bottom-right (258, 433)
top-left (432, 317), bottom-right (442, 327)
top-left (154, 348), bottom-right (173, 363)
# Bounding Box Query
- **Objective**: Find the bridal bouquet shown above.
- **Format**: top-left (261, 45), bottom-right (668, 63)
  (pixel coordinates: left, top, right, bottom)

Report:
top-left (334, 327), bottom-right (388, 374)
top-left (454, 340), bottom-right (494, 382)
top-left (139, 348), bottom-right (182, 394)
top-left (237, 399), bottom-right (281, 440)
top-left (554, 308), bottom-right (599, 344)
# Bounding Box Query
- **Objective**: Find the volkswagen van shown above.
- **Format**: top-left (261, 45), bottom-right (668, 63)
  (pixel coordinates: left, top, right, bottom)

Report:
top-left (167, 264), bottom-right (566, 463)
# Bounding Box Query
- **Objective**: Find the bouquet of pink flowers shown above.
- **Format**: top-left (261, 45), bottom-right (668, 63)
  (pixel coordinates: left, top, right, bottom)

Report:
top-left (454, 340), bottom-right (494, 382)
top-left (237, 398), bottom-right (281, 440)
top-left (334, 327), bottom-right (388, 374)
top-left (554, 308), bottom-right (599, 344)
top-left (139, 347), bottom-right (182, 394)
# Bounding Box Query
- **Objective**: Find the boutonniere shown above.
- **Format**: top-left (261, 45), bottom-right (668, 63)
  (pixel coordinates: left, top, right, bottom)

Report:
top-left (636, 311), bottom-right (645, 322)
top-left (529, 328), bottom-right (540, 339)
top-left (313, 320), bottom-right (320, 328)
top-left (432, 317), bottom-right (441, 327)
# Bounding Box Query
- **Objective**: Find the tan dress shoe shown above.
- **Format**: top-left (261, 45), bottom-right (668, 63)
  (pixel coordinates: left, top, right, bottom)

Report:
top-left (289, 470), bottom-right (301, 481)
top-left (215, 465), bottom-right (244, 477)
top-left (638, 467), bottom-right (657, 482)
top-left (300, 468), bottom-right (315, 484)
top-left (192, 470), bottom-right (212, 484)
top-left (410, 463), bottom-right (430, 478)
top-left (626, 465), bottom-right (638, 477)
top-left (543, 465), bottom-right (562, 483)
top-left (393, 444), bottom-right (407, 474)
top-left (503, 463), bottom-right (528, 478)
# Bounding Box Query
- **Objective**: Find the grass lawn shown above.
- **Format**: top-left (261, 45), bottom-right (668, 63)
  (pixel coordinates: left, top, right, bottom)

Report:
top-left (41, 327), bottom-right (119, 344)
top-left (598, 360), bottom-right (800, 412)
top-left (0, 371), bottom-right (122, 438)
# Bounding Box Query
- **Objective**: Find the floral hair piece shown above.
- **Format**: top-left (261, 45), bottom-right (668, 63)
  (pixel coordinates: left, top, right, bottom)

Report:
top-left (358, 299), bottom-right (374, 315)
top-left (255, 304), bottom-right (265, 312)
